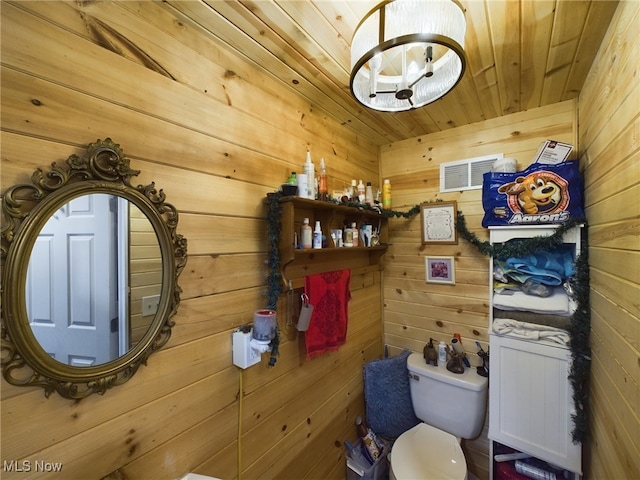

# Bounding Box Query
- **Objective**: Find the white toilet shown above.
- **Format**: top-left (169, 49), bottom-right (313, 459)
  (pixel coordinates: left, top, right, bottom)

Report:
top-left (389, 352), bottom-right (488, 480)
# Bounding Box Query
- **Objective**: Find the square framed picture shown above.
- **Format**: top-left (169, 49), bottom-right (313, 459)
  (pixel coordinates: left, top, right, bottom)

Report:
top-left (420, 201), bottom-right (458, 244)
top-left (425, 256), bottom-right (455, 285)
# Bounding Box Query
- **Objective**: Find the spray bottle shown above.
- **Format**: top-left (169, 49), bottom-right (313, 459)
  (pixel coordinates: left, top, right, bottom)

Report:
top-left (313, 221), bottom-right (322, 249)
top-left (357, 180), bottom-right (365, 203)
top-left (318, 157), bottom-right (328, 201)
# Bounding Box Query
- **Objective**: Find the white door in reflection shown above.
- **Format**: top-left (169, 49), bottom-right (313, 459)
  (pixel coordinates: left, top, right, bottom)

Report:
top-left (26, 194), bottom-right (124, 366)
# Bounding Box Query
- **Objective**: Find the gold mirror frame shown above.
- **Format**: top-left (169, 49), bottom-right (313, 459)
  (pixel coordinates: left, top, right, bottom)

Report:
top-left (1, 138), bottom-right (187, 399)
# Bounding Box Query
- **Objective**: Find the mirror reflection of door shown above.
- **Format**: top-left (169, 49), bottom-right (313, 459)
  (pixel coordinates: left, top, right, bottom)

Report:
top-left (26, 194), bottom-right (124, 366)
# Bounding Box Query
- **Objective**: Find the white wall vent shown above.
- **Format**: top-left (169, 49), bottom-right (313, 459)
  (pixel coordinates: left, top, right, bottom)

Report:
top-left (440, 154), bottom-right (503, 192)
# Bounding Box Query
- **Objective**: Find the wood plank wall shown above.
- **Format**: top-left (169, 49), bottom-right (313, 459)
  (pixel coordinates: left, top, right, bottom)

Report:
top-left (578, 1), bottom-right (640, 478)
top-left (379, 99), bottom-right (579, 480)
top-left (129, 204), bottom-right (163, 344)
top-left (0, 2), bottom-right (383, 479)
top-left (3, 2), bottom-right (636, 480)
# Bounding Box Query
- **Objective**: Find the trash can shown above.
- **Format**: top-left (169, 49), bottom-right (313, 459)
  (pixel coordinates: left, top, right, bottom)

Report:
top-left (345, 438), bottom-right (390, 480)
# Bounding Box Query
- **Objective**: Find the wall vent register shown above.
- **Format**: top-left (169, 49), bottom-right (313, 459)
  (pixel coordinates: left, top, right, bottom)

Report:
top-left (440, 153), bottom-right (502, 192)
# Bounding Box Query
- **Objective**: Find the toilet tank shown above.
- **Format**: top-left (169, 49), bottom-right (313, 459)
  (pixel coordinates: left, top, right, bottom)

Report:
top-left (407, 352), bottom-right (488, 439)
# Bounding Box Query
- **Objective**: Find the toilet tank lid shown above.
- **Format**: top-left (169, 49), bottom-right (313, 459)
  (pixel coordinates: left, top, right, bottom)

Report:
top-left (407, 353), bottom-right (488, 392)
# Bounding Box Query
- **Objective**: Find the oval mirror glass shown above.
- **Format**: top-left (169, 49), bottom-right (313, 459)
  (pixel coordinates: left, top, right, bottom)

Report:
top-left (25, 194), bottom-right (162, 366)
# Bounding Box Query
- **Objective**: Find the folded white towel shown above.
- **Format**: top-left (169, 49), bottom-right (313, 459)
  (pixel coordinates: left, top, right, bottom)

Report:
top-left (492, 318), bottom-right (570, 345)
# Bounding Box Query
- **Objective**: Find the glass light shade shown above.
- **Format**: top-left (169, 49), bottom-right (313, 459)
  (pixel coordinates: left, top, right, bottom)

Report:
top-left (350, 0), bottom-right (467, 112)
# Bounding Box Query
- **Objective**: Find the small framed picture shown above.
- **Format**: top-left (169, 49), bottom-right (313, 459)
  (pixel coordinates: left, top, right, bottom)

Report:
top-left (420, 201), bottom-right (458, 244)
top-left (425, 256), bottom-right (455, 285)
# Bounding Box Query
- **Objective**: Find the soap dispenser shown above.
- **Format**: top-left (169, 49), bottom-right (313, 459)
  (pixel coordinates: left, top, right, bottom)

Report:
top-left (438, 341), bottom-right (447, 364)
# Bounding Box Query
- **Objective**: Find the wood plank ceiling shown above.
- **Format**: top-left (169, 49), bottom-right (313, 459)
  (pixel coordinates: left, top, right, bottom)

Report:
top-left (163, 0), bottom-right (619, 146)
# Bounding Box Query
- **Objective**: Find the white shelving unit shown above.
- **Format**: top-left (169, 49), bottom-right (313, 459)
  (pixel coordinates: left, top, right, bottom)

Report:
top-left (488, 226), bottom-right (583, 479)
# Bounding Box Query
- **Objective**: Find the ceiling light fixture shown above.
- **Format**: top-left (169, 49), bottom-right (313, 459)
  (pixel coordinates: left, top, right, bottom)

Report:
top-left (350, 0), bottom-right (467, 112)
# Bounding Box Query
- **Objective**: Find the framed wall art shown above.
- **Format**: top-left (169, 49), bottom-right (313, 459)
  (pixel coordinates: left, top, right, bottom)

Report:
top-left (420, 201), bottom-right (458, 244)
top-left (425, 256), bottom-right (455, 285)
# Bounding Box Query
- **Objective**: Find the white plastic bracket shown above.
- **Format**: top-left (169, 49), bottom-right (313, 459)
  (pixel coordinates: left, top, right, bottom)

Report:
top-left (232, 328), bottom-right (272, 369)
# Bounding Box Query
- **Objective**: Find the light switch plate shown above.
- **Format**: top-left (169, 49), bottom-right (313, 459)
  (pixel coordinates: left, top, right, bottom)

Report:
top-left (141, 294), bottom-right (160, 316)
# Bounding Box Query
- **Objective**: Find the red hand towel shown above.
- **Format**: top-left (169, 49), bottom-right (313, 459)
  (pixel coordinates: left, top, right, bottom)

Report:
top-left (304, 269), bottom-right (351, 360)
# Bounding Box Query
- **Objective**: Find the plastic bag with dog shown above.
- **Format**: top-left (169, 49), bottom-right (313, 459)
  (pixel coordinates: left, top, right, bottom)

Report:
top-left (481, 160), bottom-right (585, 227)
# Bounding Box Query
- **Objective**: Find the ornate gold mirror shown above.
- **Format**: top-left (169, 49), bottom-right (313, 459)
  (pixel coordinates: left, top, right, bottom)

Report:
top-left (1, 138), bottom-right (187, 399)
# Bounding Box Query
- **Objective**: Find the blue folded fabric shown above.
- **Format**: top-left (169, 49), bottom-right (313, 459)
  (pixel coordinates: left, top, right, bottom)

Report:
top-left (364, 350), bottom-right (420, 439)
top-left (502, 248), bottom-right (575, 286)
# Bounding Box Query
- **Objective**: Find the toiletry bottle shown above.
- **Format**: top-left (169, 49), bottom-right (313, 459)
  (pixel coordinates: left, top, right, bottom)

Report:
top-left (515, 460), bottom-right (557, 480)
top-left (303, 150), bottom-right (314, 199)
top-left (351, 222), bottom-right (359, 247)
top-left (301, 218), bottom-right (312, 249)
top-left (357, 180), bottom-right (365, 203)
top-left (297, 173), bottom-right (308, 198)
top-left (344, 224), bottom-right (354, 247)
top-left (438, 341), bottom-right (447, 364)
top-left (356, 416), bottom-right (380, 462)
top-left (365, 181), bottom-right (374, 205)
top-left (287, 171), bottom-right (297, 185)
top-left (318, 157), bottom-right (328, 201)
top-left (313, 221), bottom-right (322, 249)
top-left (350, 179), bottom-right (358, 201)
top-left (382, 179), bottom-right (392, 209)
top-left (355, 415), bottom-right (368, 439)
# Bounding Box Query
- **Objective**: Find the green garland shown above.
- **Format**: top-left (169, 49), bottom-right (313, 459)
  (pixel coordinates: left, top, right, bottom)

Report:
top-left (456, 210), bottom-right (585, 258)
top-left (331, 197), bottom-right (421, 219)
top-left (265, 194), bottom-right (590, 442)
top-left (265, 192), bottom-right (284, 366)
top-left (567, 244), bottom-right (591, 443)
top-left (456, 212), bottom-right (591, 443)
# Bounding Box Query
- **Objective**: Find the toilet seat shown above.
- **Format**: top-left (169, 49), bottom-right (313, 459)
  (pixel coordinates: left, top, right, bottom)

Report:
top-left (390, 423), bottom-right (467, 480)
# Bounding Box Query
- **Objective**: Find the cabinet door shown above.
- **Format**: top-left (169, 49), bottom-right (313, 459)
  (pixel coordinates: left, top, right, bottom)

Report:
top-left (488, 334), bottom-right (582, 474)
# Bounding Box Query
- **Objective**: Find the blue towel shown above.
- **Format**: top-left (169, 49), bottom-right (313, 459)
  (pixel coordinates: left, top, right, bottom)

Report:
top-left (364, 350), bottom-right (420, 438)
top-left (501, 248), bottom-right (575, 286)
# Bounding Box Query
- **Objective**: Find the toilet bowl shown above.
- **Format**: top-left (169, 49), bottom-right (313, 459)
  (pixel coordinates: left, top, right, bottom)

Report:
top-left (389, 352), bottom-right (488, 480)
top-left (390, 423), bottom-right (467, 480)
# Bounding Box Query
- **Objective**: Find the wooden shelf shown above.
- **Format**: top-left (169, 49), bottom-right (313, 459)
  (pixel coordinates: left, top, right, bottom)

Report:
top-left (270, 195), bottom-right (389, 287)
